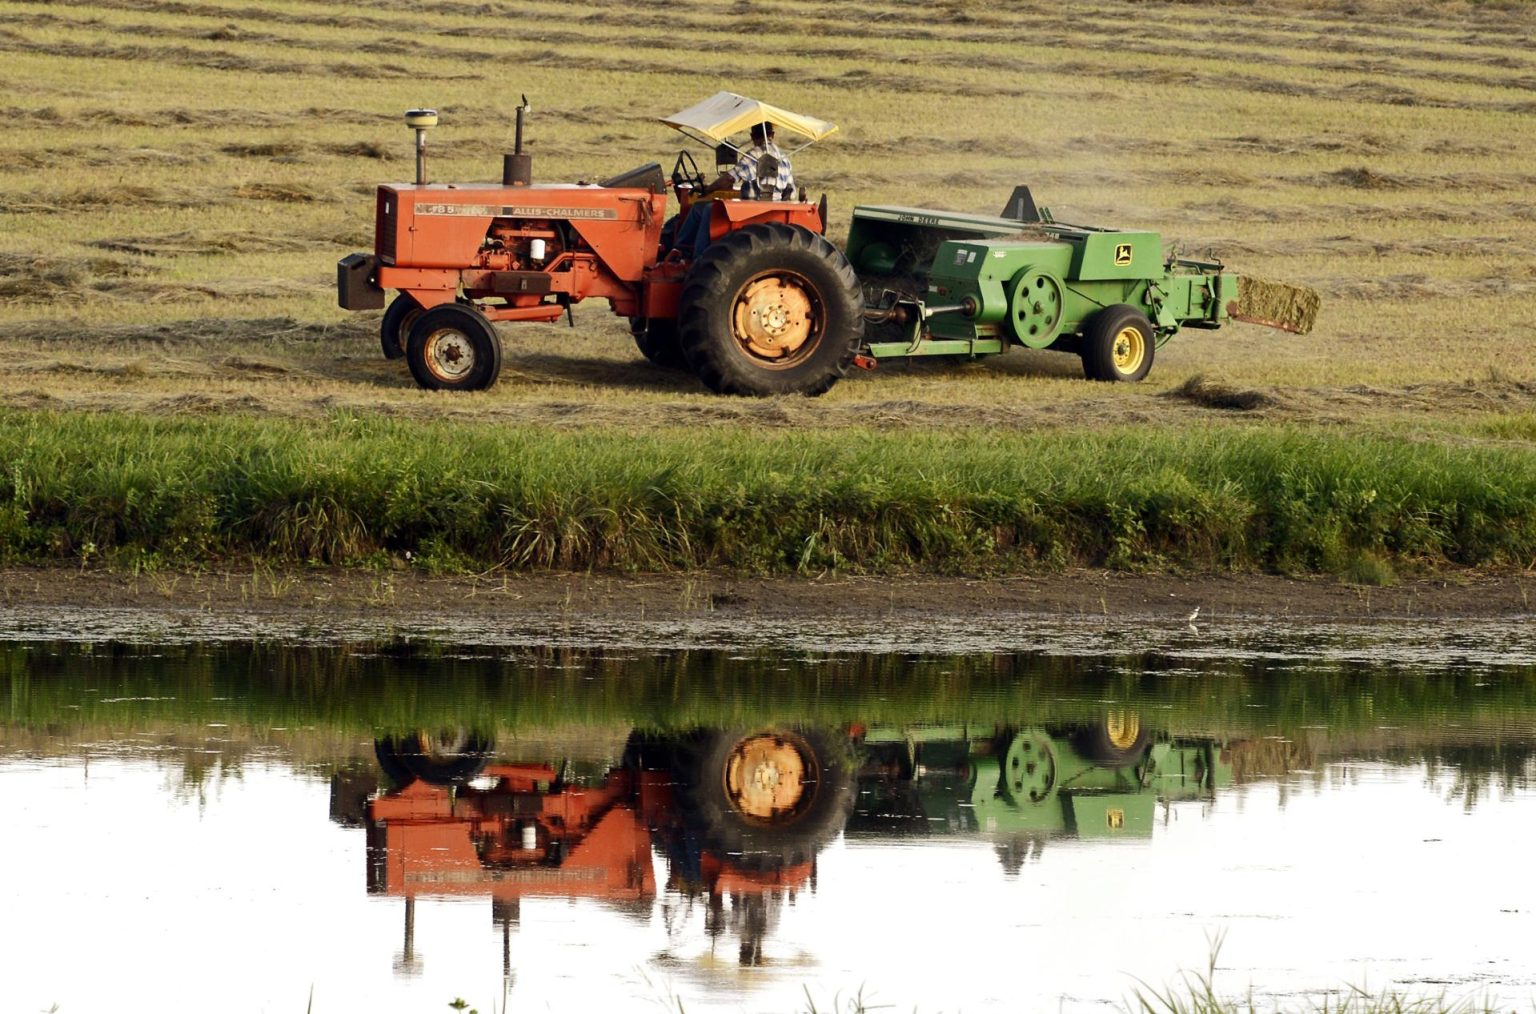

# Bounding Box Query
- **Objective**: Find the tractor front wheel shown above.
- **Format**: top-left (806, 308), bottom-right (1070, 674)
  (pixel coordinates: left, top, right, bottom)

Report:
top-left (1082, 304), bottom-right (1155, 383)
top-left (677, 223), bottom-right (862, 396)
top-left (380, 293), bottom-right (422, 361)
top-left (405, 303), bottom-right (503, 392)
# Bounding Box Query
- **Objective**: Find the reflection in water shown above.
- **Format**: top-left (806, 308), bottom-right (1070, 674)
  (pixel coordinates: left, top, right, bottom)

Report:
top-left (3, 639), bottom-right (1536, 1011)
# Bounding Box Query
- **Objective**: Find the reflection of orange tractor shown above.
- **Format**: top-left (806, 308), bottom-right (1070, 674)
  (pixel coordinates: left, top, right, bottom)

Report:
top-left (366, 726), bottom-right (855, 925)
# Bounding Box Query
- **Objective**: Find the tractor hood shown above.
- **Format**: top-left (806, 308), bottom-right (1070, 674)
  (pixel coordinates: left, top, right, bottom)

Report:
top-left (660, 91), bottom-right (838, 148)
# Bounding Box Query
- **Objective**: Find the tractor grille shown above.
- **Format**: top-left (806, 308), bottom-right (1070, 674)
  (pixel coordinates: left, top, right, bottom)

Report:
top-left (375, 188), bottom-right (397, 264)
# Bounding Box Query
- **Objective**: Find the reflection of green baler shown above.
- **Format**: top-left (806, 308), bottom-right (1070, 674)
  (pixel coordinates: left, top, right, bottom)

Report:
top-left (847, 189), bottom-right (1318, 383)
top-left (853, 721), bottom-right (1229, 842)
top-left (970, 729), bottom-right (1224, 839)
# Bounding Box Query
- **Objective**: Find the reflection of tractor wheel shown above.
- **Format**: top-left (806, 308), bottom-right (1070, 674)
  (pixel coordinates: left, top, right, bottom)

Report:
top-left (1081, 304), bottom-right (1155, 383)
top-left (1073, 711), bottom-right (1151, 765)
top-left (380, 293), bottom-right (422, 360)
top-left (677, 223), bottom-right (862, 396)
top-left (375, 729), bottom-right (494, 785)
top-left (630, 317), bottom-right (687, 369)
top-left (677, 726), bottom-right (855, 869)
top-left (405, 303), bottom-right (503, 392)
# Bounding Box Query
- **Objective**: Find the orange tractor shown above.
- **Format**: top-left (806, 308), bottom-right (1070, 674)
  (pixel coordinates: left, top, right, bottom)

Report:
top-left (336, 93), bottom-right (862, 396)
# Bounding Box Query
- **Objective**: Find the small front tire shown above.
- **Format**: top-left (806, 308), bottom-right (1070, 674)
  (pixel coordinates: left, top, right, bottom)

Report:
top-left (405, 303), bottom-right (503, 391)
top-left (1081, 304), bottom-right (1155, 383)
top-left (380, 293), bottom-right (422, 361)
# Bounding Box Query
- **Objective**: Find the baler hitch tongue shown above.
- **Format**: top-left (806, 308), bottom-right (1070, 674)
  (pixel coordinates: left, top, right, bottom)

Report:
top-left (1230, 276), bottom-right (1321, 335)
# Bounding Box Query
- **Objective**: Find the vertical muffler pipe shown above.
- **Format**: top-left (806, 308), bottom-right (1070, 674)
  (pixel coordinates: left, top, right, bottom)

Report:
top-left (503, 95), bottom-right (532, 187)
top-left (405, 108), bottom-right (438, 186)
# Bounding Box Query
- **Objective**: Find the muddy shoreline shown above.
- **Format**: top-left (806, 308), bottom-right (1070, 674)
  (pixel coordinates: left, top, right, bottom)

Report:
top-left (1, 566), bottom-right (1530, 644)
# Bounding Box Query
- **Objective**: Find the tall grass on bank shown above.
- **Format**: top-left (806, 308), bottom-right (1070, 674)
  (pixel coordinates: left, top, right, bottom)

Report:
top-left (0, 411), bottom-right (1534, 577)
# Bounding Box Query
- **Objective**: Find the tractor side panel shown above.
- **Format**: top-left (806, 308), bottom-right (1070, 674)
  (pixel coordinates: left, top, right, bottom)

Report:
top-left (563, 191), bottom-right (669, 281)
top-left (386, 188), bottom-right (499, 269)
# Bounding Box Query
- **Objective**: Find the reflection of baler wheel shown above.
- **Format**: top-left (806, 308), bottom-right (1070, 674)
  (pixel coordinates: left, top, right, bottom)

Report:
top-left (999, 728), bottom-right (1057, 805)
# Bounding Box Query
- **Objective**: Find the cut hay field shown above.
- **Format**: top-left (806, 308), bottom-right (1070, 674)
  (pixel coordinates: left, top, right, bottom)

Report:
top-left (1, 0), bottom-right (1534, 582)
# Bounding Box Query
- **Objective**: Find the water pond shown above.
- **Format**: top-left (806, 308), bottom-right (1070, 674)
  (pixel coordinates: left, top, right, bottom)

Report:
top-left (3, 624), bottom-right (1535, 1012)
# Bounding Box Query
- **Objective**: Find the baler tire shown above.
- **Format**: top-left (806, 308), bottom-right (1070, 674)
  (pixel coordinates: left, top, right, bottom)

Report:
top-left (1082, 304), bottom-right (1155, 383)
top-left (380, 293), bottom-right (422, 361)
top-left (677, 222), bottom-right (862, 397)
top-left (405, 303), bottom-right (502, 392)
top-left (631, 317), bottom-right (688, 370)
top-left (1069, 712), bottom-right (1151, 766)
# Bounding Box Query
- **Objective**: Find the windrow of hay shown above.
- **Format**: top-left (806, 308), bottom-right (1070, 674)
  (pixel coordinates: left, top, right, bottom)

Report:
top-left (0, 253), bottom-right (150, 302)
top-left (90, 231), bottom-right (311, 257)
top-left (1234, 277), bottom-right (1322, 334)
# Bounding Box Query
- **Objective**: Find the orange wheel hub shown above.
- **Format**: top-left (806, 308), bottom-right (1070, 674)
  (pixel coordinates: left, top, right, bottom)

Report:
top-left (732, 273), bottom-right (818, 364)
top-left (724, 732), bottom-right (815, 822)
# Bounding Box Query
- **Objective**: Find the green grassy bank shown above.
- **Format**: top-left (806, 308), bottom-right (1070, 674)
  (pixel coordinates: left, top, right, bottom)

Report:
top-left (1, 410), bottom-right (1533, 579)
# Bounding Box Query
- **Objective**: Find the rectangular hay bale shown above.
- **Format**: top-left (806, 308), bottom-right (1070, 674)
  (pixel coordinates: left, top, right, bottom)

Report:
top-left (1234, 276), bottom-right (1321, 335)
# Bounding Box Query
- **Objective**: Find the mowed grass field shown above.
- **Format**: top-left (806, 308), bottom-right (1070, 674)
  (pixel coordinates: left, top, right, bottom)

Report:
top-left (0, 0), bottom-right (1534, 579)
top-left (0, 0), bottom-right (1532, 419)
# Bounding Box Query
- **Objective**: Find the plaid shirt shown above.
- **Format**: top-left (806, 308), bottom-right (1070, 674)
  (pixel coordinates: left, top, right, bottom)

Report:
top-left (727, 141), bottom-right (795, 200)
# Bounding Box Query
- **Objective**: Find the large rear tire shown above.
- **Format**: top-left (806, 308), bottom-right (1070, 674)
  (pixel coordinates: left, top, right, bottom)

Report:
top-left (1081, 304), bottom-right (1155, 383)
top-left (677, 223), bottom-right (862, 396)
top-left (405, 303), bottom-right (503, 392)
top-left (675, 726), bottom-right (855, 870)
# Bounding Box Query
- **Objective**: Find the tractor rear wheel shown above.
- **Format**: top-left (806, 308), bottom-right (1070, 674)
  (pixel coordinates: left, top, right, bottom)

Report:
top-left (630, 317), bottom-right (687, 370)
top-left (380, 293), bottom-right (422, 360)
top-left (677, 223), bottom-right (862, 396)
top-left (405, 303), bottom-right (503, 391)
top-left (674, 726), bottom-right (856, 870)
top-left (1082, 304), bottom-right (1155, 383)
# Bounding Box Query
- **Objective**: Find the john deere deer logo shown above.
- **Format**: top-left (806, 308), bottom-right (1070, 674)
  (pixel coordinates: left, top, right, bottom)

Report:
top-left (1114, 244), bottom-right (1133, 266)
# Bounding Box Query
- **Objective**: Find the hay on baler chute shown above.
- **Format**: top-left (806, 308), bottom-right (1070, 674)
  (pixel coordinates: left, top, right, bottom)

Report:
top-left (1233, 276), bottom-right (1321, 335)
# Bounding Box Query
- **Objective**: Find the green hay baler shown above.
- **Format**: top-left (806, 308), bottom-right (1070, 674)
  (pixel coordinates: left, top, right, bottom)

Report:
top-left (848, 187), bottom-right (1318, 382)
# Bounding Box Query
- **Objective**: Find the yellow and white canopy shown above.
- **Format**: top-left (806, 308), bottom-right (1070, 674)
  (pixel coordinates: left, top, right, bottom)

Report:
top-left (660, 92), bottom-right (838, 151)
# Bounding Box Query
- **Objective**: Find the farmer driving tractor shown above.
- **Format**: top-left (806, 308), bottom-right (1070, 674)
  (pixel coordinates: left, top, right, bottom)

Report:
top-left (660, 93), bottom-right (831, 258)
top-left (678, 122), bottom-right (797, 255)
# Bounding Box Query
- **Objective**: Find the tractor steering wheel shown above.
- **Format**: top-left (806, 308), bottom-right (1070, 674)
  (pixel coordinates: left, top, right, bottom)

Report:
top-left (671, 149), bottom-right (706, 193)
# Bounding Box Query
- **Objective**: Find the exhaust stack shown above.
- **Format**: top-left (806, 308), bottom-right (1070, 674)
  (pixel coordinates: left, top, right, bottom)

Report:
top-left (503, 95), bottom-right (532, 187)
top-left (404, 108), bottom-right (437, 186)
